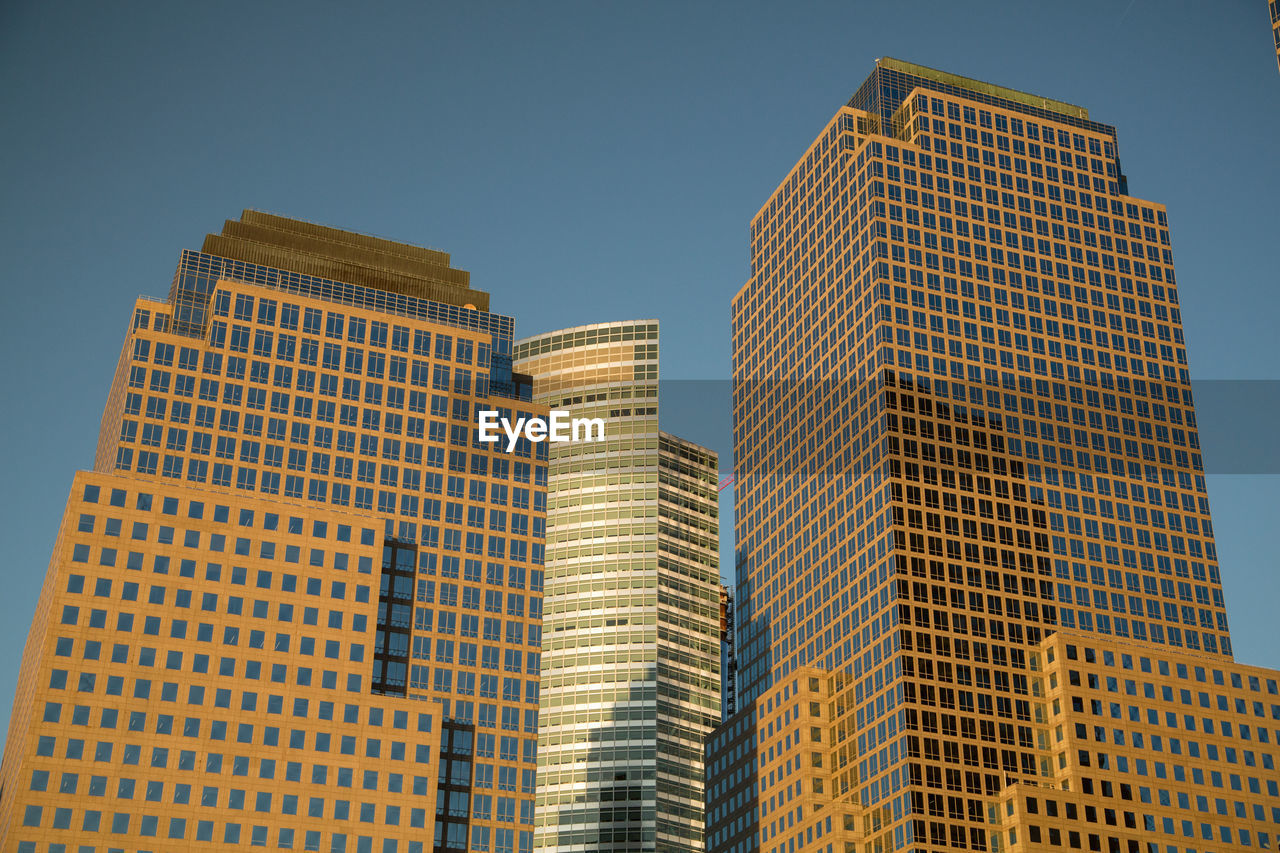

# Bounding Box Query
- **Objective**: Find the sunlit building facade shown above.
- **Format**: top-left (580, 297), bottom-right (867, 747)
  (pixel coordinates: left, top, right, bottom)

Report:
top-left (708, 58), bottom-right (1278, 853)
top-left (514, 322), bottom-right (721, 853)
top-left (1, 212), bottom-right (547, 853)
top-left (989, 630), bottom-right (1279, 853)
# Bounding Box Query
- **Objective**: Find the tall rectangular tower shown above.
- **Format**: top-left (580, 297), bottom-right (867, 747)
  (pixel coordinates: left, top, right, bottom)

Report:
top-left (1, 213), bottom-right (547, 853)
top-left (514, 322), bottom-right (721, 853)
top-left (712, 59), bottom-right (1249, 853)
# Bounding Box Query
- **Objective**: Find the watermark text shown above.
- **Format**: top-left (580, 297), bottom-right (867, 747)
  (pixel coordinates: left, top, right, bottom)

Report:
top-left (478, 410), bottom-right (606, 452)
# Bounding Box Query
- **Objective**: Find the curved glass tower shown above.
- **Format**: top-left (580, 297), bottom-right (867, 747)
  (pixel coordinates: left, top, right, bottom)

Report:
top-left (514, 321), bottom-right (720, 853)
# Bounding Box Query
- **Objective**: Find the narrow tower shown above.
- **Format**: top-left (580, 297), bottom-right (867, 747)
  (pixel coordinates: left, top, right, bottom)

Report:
top-left (515, 322), bottom-right (721, 853)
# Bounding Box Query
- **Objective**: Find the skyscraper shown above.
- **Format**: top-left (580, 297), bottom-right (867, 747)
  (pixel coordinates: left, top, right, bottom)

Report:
top-left (721, 585), bottom-right (738, 721)
top-left (513, 322), bottom-right (721, 853)
top-left (707, 59), bottom-right (1278, 853)
top-left (1, 212), bottom-right (547, 853)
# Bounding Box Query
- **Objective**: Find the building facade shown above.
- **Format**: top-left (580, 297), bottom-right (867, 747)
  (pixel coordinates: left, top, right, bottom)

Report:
top-left (721, 586), bottom-right (738, 721)
top-left (514, 322), bottom-right (721, 853)
top-left (1271, 0), bottom-right (1280, 71)
top-left (989, 630), bottom-right (1278, 853)
top-left (709, 58), bottom-right (1277, 853)
top-left (1, 212), bottom-right (547, 853)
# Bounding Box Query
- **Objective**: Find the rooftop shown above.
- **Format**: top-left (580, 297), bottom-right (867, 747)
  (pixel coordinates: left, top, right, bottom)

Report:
top-left (200, 210), bottom-right (489, 312)
top-left (849, 57), bottom-right (1116, 142)
top-left (875, 57), bottom-right (1089, 118)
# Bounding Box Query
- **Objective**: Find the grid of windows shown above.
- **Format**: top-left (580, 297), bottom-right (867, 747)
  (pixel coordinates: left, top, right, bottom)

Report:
top-left (715, 60), bottom-right (1245, 853)
top-left (5, 222), bottom-right (546, 853)
top-left (704, 669), bottom-right (852, 853)
top-left (0, 472), bottom-right (442, 851)
top-left (514, 322), bottom-right (721, 853)
top-left (108, 282), bottom-right (544, 853)
top-left (991, 631), bottom-right (1280, 853)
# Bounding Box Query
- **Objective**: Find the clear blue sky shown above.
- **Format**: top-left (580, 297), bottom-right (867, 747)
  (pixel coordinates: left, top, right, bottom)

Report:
top-left (1, 1), bottom-right (1277, 738)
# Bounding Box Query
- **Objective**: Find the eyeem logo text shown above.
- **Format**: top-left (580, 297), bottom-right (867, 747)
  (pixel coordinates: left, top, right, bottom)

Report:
top-left (477, 410), bottom-right (606, 452)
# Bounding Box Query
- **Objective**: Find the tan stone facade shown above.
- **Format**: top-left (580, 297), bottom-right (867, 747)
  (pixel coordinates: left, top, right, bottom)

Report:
top-left (2, 215), bottom-right (546, 853)
top-left (991, 630), bottom-right (1278, 853)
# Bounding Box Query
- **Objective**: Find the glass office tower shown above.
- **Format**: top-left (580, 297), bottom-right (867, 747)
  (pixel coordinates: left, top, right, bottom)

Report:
top-left (514, 322), bottom-right (721, 853)
top-left (708, 59), bottom-right (1279, 853)
top-left (1, 212), bottom-right (546, 853)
